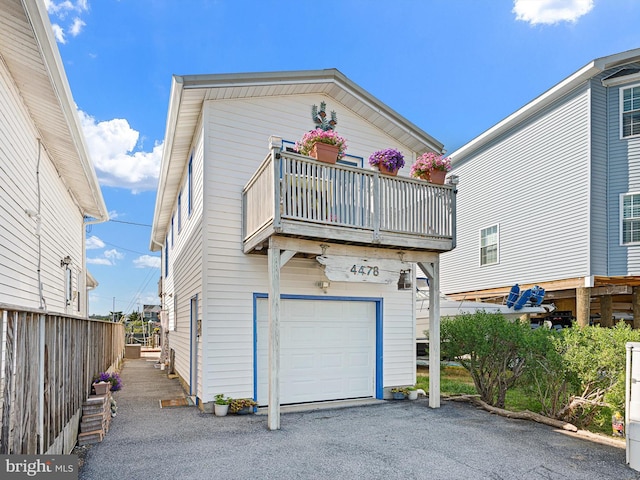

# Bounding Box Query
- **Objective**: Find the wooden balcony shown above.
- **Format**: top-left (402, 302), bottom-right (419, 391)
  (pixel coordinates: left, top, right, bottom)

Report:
top-left (242, 144), bottom-right (456, 254)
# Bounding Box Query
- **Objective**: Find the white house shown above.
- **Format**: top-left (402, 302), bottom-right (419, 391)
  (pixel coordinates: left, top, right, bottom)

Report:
top-left (0, 0), bottom-right (108, 317)
top-left (149, 69), bottom-right (456, 428)
top-left (440, 48), bottom-right (640, 328)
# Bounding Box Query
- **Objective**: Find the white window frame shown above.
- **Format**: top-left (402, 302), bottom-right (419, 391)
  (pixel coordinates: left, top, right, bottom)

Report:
top-left (620, 192), bottom-right (640, 245)
top-left (620, 83), bottom-right (640, 139)
top-left (479, 224), bottom-right (499, 266)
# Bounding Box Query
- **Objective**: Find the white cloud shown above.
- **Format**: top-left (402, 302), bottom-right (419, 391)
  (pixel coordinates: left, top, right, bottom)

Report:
top-left (87, 248), bottom-right (123, 266)
top-left (69, 17), bottom-right (86, 37)
top-left (133, 255), bottom-right (161, 269)
top-left (86, 235), bottom-right (105, 249)
top-left (46, 0), bottom-right (89, 43)
top-left (51, 24), bottom-right (65, 43)
top-left (513, 0), bottom-right (594, 25)
top-left (108, 210), bottom-right (120, 219)
top-left (87, 257), bottom-right (112, 266)
top-left (104, 249), bottom-right (125, 261)
top-left (78, 110), bottom-right (163, 193)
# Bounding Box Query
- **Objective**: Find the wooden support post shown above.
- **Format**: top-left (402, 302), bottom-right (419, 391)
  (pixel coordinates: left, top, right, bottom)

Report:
top-left (267, 244), bottom-right (281, 430)
top-left (418, 259), bottom-right (440, 409)
top-left (633, 287), bottom-right (640, 330)
top-left (599, 295), bottom-right (613, 328)
top-left (576, 287), bottom-right (590, 328)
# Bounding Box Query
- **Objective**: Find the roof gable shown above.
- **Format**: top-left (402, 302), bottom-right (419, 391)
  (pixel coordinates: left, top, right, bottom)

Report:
top-left (150, 69), bottom-right (444, 249)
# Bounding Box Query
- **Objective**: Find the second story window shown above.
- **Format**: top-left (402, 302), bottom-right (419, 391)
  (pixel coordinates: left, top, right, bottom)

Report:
top-left (480, 225), bottom-right (499, 266)
top-left (622, 193), bottom-right (640, 244)
top-left (622, 84), bottom-right (640, 138)
top-left (177, 191), bottom-right (182, 232)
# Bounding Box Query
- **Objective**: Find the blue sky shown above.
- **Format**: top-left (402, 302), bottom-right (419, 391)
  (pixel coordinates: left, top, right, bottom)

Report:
top-left (45, 0), bottom-right (640, 315)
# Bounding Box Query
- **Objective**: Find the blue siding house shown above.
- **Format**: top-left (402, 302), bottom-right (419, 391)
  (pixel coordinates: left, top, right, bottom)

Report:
top-left (440, 48), bottom-right (640, 328)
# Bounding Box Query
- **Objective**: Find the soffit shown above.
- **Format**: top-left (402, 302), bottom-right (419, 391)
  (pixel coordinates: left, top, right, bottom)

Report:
top-left (0, 0), bottom-right (107, 220)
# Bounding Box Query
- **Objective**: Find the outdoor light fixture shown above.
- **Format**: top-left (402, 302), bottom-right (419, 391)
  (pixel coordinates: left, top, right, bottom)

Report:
top-left (447, 174), bottom-right (459, 186)
top-left (60, 256), bottom-right (71, 267)
top-left (316, 280), bottom-right (330, 293)
top-left (397, 270), bottom-right (412, 290)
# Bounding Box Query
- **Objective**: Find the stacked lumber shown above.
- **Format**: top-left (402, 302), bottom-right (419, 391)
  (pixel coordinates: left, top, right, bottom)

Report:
top-left (77, 392), bottom-right (112, 446)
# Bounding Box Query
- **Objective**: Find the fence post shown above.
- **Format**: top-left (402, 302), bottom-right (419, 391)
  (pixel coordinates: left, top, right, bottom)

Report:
top-left (38, 313), bottom-right (44, 454)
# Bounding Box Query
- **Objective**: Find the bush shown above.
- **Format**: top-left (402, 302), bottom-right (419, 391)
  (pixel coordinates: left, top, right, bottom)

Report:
top-left (440, 311), bottom-right (533, 408)
top-left (555, 322), bottom-right (640, 426)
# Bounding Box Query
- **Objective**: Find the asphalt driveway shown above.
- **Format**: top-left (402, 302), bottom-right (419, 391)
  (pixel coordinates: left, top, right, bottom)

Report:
top-left (78, 358), bottom-right (639, 480)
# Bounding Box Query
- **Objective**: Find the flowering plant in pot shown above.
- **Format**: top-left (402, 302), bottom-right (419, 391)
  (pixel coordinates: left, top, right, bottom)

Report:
top-left (229, 398), bottom-right (258, 414)
top-left (214, 394), bottom-right (231, 416)
top-left (368, 148), bottom-right (405, 175)
top-left (296, 128), bottom-right (347, 163)
top-left (93, 371), bottom-right (123, 393)
top-left (410, 152), bottom-right (451, 184)
top-left (390, 387), bottom-right (409, 400)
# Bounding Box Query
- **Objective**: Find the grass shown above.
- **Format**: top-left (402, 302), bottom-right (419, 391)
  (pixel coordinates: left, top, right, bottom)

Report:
top-left (417, 364), bottom-right (618, 437)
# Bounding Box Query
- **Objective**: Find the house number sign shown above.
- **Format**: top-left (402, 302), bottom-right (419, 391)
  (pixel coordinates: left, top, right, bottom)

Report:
top-left (316, 255), bottom-right (406, 284)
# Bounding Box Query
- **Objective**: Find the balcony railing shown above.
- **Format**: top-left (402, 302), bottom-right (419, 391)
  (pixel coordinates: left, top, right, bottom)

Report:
top-left (243, 144), bottom-right (456, 253)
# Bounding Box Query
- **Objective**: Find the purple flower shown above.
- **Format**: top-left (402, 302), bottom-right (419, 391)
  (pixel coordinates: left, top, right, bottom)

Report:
top-left (368, 148), bottom-right (405, 170)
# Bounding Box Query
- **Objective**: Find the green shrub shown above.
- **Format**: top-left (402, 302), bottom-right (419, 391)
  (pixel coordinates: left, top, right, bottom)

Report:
top-left (440, 311), bottom-right (532, 408)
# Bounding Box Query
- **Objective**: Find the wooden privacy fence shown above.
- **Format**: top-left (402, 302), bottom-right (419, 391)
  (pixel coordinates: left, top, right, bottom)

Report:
top-left (0, 305), bottom-right (125, 454)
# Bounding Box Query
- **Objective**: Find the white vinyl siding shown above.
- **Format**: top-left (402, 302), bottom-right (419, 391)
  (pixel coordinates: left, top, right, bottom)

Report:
top-left (621, 193), bottom-right (640, 245)
top-left (480, 225), bottom-right (499, 266)
top-left (441, 85), bottom-right (591, 294)
top-left (621, 84), bottom-right (640, 139)
top-left (0, 52), bottom-right (85, 315)
top-left (199, 94), bottom-right (417, 403)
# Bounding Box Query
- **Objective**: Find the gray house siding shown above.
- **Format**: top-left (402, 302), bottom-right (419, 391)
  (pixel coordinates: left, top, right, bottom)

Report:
top-left (607, 64), bottom-right (640, 275)
top-left (589, 74), bottom-right (609, 276)
top-left (441, 85), bottom-right (592, 294)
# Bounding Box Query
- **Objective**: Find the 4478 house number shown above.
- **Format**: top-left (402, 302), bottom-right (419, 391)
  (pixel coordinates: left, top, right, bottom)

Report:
top-left (350, 264), bottom-right (379, 277)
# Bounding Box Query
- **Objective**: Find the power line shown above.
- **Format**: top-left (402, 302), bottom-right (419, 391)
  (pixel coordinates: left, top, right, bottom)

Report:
top-left (101, 241), bottom-right (159, 257)
top-left (109, 219), bottom-right (152, 227)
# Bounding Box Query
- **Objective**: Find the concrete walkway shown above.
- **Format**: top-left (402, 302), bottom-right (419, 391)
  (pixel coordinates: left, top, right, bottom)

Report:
top-left (78, 357), bottom-right (639, 480)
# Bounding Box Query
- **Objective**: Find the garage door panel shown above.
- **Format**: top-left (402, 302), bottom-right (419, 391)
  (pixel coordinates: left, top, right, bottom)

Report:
top-left (257, 299), bottom-right (375, 405)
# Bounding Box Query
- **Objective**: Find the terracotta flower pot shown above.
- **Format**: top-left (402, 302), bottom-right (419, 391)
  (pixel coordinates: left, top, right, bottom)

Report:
top-left (93, 381), bottom-right (110, 395)
top-left (378, 163), bottom-right (400, 176)
top-left (310, 142), bottom-right (339, 164)
top-left (429, 170), bottom-right (447, 185)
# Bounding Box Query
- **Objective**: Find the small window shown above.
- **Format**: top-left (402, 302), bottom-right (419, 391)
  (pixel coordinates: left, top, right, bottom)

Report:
top-left (173, 294), bottom-right (178, 331)
top-left (171, 216), bottom-right (174, 247)
top-left (65, 266), bottom-right (73, 305)
top-left (480, 225), bottom-right (499, 266)
top-left (621, 193), bottom-right (640, 244)
top-left (188, 155), bottom-right (193, 216)
top-left (622, 84), bottom-right (640, 138)
top-left (164, 236), bottom-right (169, 277)
top-left (177, 191), bottom-right (182, 232)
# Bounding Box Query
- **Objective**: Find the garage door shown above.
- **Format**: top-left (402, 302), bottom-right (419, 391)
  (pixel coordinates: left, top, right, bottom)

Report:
top-left (256, 298), bottom-right (376, 405)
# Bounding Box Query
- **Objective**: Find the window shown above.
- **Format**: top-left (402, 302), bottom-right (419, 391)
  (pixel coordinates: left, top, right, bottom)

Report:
top-left (65, 266), bottom-right (72, 305)
top-left (480, 225), bottom-right (499, 266)
top-left (171, 216), bottom-right (174, 247)
top-left (188, 155), bottom-right (193, 216)
top-left (177, 191), bottom-right (182, 232)
top-left (622, 85), bottom-right (640, 138)
top-left (166, 238), bottom-right (169, 273)
top-left (621, 193), bottom-right (640, 244)
top-left (173, 293), bottom-right (178, 331)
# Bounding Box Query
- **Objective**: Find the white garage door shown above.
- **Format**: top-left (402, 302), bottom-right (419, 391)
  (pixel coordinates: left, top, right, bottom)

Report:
top-left (256, 298), bottom-right (376, 405)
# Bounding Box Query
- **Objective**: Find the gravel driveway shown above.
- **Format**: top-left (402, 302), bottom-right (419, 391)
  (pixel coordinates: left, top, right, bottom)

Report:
top-left (78, 358), bottom-right (639, 480)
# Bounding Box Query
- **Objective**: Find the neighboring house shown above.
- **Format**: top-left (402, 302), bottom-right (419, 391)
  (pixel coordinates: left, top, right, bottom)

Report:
top-left (440, 48), bottom-right (640, 328)
top-left (0, 0), bottom-right (108, 316)
top-left (143, 304), bottom-right (161, 322)
top-left (150, 69), bottom-right (456, 428)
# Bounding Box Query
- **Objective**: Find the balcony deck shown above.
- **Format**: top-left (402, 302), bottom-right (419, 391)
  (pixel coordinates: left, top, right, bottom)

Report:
top-left (242, 148), bottom-right (456, 254)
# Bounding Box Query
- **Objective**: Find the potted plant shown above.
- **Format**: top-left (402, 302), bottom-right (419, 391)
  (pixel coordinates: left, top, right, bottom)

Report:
top-left (410, 152), bottom-right (451, 185)
top-left (214, 394), bottom-right (231, 416)
top-left (368, 148), bottom-right (405, 176)
top-left (296, 128), bottom-right (347, 164)
top-left (93, 371), bottom-right (123, 394)
top-left (390, 387), bottom-right (409, 400)
top-left (407, 386), bottom-right (419, 401)
top-left (229, 398), bottom-right (258, 414)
